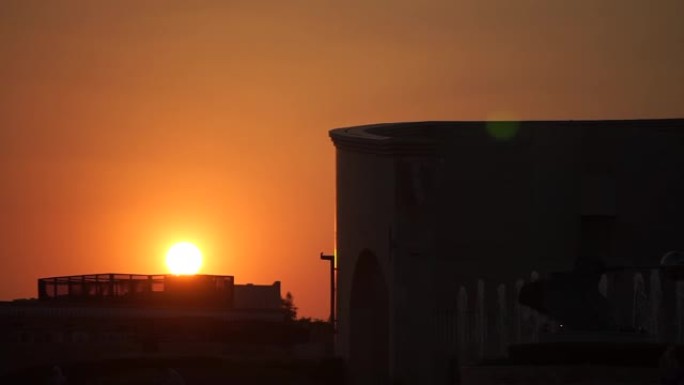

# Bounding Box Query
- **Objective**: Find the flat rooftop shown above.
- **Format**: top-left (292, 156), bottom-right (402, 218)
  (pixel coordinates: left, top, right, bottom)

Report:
top-left (37, 273), bottom-right (235, 308)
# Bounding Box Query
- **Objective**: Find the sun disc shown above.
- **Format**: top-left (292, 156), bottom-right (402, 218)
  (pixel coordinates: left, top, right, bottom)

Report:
top-left (166, 242), bottom-right (203, 275)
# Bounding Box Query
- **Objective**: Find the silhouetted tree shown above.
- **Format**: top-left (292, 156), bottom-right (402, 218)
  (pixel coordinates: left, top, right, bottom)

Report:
top-left (282, 291), bottom-right (297, 321)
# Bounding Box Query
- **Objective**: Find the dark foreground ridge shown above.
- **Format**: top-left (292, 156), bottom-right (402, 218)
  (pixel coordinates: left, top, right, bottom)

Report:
top-left (0, 356), bottom-right (346, 385)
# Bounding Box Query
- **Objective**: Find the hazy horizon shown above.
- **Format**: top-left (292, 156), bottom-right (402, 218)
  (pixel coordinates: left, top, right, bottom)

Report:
top-left (1, 0), bottom-right (683, 318)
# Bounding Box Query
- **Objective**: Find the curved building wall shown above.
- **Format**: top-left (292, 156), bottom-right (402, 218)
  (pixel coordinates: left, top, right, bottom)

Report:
top-left (331, 119), bottom-right (684, 385)
top-left (335, 147), bottom-right (395, 363)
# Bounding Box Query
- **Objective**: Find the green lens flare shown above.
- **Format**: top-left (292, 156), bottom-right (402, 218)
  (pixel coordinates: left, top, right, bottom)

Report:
top-left (486, 120), bottom-right (519, 141)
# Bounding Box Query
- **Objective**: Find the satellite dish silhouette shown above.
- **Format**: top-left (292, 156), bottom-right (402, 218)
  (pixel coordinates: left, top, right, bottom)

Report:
top-left (661, 251), bottom-right (684, 266)
top-left (48, 366), bottom-right (67, 385)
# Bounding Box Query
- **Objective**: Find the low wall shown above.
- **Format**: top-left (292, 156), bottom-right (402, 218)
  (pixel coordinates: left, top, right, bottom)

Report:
top-left (432, 269), bottom-right (684, 364)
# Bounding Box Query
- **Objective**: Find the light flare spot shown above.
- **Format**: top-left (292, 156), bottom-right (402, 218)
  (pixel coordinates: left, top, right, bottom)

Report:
top-left (486, 112), bottom-right (520, 141)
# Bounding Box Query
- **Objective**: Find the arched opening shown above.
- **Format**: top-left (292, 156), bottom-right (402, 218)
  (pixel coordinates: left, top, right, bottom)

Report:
top-left (349, 250), bottom-right (389, 384)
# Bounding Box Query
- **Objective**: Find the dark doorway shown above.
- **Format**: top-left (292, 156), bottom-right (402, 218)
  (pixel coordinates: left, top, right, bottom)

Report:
top-left (349, 250), bottom-right (390, 385)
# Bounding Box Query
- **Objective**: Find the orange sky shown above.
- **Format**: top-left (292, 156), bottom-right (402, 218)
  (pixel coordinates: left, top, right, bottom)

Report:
top-left (1, 0), bottom-right (683, 318)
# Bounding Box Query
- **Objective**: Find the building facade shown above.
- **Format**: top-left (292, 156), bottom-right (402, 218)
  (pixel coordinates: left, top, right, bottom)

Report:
top-left (330, 120), bottom-right (684, 384)
top-left (0, 273), bottom-right (287, 375)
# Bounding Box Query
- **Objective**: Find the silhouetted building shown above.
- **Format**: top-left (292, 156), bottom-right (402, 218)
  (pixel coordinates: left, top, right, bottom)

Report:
top-left (36, 273), bottom-right (282, 311)
top-left (330, 119), bottom-right (684, 384)
top-left (38, 274), bottom-right (236, 308)
top-left (234, 282), bottom-right (283, 310)
top-left (0, 273), bottom-right (291, 375)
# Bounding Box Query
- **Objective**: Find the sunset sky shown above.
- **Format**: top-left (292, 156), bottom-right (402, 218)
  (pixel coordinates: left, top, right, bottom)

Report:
top-left (1, 0), bottom-right (682, 318)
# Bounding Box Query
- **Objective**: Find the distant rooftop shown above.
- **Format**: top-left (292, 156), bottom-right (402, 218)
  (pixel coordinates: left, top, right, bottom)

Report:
top-left (38, 273), bottom-right (235, 308)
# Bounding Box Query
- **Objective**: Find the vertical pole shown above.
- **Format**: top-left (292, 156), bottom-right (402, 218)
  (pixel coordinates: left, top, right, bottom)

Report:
top-left (320, 253), bottom-right (335, 328)
top-left (330, 256), bottom-right (335, 326)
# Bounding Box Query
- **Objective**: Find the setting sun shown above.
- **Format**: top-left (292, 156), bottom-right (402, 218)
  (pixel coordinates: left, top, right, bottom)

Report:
top-left (166, 242), bottom-right (203, 275)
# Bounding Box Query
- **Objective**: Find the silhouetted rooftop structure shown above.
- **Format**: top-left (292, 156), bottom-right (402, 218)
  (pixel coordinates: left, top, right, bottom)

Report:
top-left (1, 274), bottom-right (312, 377)
top-left (38, 273), bottom-right (235, 308)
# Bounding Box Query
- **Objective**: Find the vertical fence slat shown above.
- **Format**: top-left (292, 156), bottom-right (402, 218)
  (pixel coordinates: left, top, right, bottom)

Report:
top-left (513, 279), bottom-right (525, 344)
top-left (650, 270), bottom-right (663, 339)
top-left (677, 281), bottom-right (684, 344)
top-left (496, 283), bottom-right (508, 356)
top-left (476, 280), bottom-right (486, 360)
top-left (599, 274), bottom-right (608, 299)
top-left (633, 272), bottom-right (647, 331)
top-left (457, 286), bottom-right (469, 364)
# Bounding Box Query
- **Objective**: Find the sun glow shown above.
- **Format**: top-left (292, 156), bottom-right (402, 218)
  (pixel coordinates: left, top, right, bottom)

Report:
top-left (166, 242), bottom-right (203, 275)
